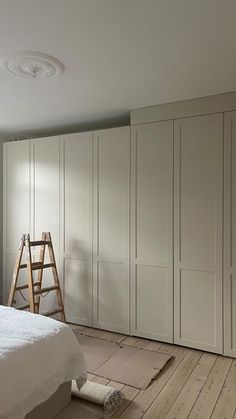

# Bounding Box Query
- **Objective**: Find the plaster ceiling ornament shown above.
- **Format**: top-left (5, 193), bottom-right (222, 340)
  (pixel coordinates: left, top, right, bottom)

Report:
top-left (0, 51), bottom-right (64, 79)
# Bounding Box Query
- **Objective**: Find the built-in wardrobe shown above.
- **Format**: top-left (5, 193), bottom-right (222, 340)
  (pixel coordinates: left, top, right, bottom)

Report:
top-left (3, 91), bottom-right (236, 357)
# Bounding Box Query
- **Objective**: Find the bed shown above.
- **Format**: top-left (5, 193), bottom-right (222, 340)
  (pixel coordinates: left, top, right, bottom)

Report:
top-left (0, 305), bottom-right (86, 419)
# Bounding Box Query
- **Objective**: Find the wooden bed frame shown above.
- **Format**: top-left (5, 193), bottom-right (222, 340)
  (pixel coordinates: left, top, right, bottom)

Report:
top-left (25, 382), bottom-right (71, 419)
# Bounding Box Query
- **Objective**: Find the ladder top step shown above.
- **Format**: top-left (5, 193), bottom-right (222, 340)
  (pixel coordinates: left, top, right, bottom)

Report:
top-left (29, 240), bottom-right (51, 247)
top-left (34, 285), bottom-right (59, 295)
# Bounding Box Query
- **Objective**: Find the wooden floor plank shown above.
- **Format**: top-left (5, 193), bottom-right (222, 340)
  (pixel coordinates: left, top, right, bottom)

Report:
top-left (81, 327), bottom-right (107, 338)
top-left (142, 350), bottom-right (202, 419)
top-left (87, 373), bottom-right (96, 381)
top-left (188, 356), bottom-right (232, 419)
top-left (158, 342), bottom-right (176, 355)
top-left (98, 331), bottom-right (127, 343)
top-left (68, 323), bottom-right (86, 333)
top-left (122, 336), bottom-right (150, 348)
top-left (108, 380), bottom-right (125, 391)
top-left (68, 325), bottom-right (236, 419)
top-left (165, 352), bottom-right (217, 419)
top-left (119, 346), bottom-right (188, 419)
top-left (111, 386), bottom-right (140, 418)
top-left (121, 336), bottom-right (140, 345)
top-left (145, 341), bottom-right (163, 352)
top-left (211, 359), bottom-right (236, 419)
top-left (90, 375), bottom-right (110, 385)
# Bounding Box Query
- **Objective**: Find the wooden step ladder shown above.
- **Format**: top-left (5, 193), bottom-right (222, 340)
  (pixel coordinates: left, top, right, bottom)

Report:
top-left (8, 232), bottom-right (66, 322)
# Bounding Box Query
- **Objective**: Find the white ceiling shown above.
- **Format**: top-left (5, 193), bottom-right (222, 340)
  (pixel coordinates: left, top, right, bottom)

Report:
top-left (0, 0), bottom-right (236, 138)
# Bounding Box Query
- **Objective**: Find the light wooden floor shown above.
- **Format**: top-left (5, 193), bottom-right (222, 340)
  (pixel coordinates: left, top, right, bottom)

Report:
top-left (70, 324), bottom-right (236, 419)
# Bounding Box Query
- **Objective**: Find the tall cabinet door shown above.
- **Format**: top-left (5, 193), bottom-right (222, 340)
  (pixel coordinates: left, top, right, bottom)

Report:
top-left (131, 121), bottom-right (174, 342)
top-left (3, 140), bottom-right (30, 304)
top-left (174, 114), bottom-right (223, 353)
top-left (61, 132), bottom-right (93, 326)
top-left (30, 137), bottom-right (60, 313)
top-left (224, 111), bottom-right (236, 357)
top-left (93, 127), bottom-right (130, 334)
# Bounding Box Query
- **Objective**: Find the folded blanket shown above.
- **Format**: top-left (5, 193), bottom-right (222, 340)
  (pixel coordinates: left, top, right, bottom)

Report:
top-left (72, 380), bottom-right (124, 418)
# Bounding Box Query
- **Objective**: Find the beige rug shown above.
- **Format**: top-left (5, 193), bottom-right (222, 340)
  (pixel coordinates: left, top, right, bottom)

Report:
top-left (77, 335), bottom-right (120, 370)
top-left (76, 334), bottom-right (172, 390)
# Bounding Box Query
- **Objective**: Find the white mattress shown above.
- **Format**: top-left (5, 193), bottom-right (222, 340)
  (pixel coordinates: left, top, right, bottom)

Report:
top-left (0, 306), bottom-right (86, 419)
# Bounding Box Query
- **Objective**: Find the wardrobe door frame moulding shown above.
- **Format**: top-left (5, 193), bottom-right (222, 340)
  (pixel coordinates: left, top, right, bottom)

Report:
top-left (30, 136), bottom-right (61, 313)
top-left (60, 132), bottom-right (93, 327)
top-left (92, 126), bottom-right (130, 334)
top-left (3, 136), bottom-right (62, 306)
top-left (173, 113), bottom-right (223, 354)
top-left (130, 120), bottom-right (174, 343)
top-left (224, 111), bottom-right (236, 357)
top-left (3, 139), bottom-right (31, 304)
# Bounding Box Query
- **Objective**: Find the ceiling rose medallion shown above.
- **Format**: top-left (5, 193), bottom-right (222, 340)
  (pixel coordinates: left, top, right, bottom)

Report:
top-left (0, 51), bottom-right (64, 79)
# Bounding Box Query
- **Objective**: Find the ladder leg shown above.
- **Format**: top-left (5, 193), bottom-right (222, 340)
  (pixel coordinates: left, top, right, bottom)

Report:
top-left (34, 232), bottom-right (46, 313)
top-left (8, 236), bottom-right (25, 307)
top-left (26, 234), bottom-right (36, 313)
top-left (46, 232), bottom-right (66, 322)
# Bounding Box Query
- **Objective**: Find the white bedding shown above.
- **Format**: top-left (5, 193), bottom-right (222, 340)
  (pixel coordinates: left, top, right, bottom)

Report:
top-left (0, 306), bottom-right (86, 419)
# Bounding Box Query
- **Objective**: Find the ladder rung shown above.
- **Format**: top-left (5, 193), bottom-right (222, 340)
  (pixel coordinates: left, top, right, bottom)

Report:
top-left (29, 240), bottom-right (51, 247)
top-left (43, 308), bottom-right (63, 317)
top-left (31, 262), bottom-right (55, 270)
top-left (19, 263), bottom-right (27, 269)
top-left (17, 302), bottom-right (39, 310)
top-left (9, 232), bottom-right (65, 322)
top-left (33, 263), bottom-right (55, 270)
top-left (34, 285), bottom-right (59, 295)
top-left (15, 281), bottom-right (41, 291)
top-left (16, 284), bottom-right (28, 291)
top-left (17, 304), bottom-right (30, 310)
top-left (19, 262), bottom-right (55, 270)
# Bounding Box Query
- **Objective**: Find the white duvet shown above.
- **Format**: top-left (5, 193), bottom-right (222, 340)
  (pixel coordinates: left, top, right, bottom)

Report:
top-left (0, 306), bottom-right (86, 419)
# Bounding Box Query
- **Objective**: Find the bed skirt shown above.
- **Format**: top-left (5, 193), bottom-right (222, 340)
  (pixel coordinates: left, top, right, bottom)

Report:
top-left (25, 382), bottom-right (71, 419)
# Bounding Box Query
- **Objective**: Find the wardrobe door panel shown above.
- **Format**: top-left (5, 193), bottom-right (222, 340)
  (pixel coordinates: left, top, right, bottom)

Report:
top-left (64, 135), bottom-right (92, 256)
top-left (61, 132), bottom-right (93, 326)
top-left (93, 127), bottom-right (130, 333)
top-left (180, 270), bottom-right (216, 345)
top-left (31, 137), bottom-right (60, 249)
top-left (96, 261), bottom-right (128, 329)
top-left (64, 258), bottom-right (91, 325)
top-left (31, 137), bottom-right (60, 312)
top-left (3, 140), bottom-right (30, 303)
top-left (136, 265), bottom-right (168, 336)
top-left (224, 111), bottom-right (236, 356)
top-left (174, 113), bottom-right (223, 353)
top-left (5, 253), bottom-right (29, 307)
top-left (131, 121), bottom-right (173, 342)
top-left (4, 140), bottom-right (30, 252)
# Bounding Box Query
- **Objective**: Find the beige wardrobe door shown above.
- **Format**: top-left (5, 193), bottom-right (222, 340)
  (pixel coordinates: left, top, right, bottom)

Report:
top-left (224, 111), bottom-right (236, 357)
top-left (30, 136), bottom-right (60, 313)
top-left (3, 140), bottom-right (30, 303)
top-left (131, 121), bottom-right (173, 342)
top-left (93, 127), bottom-right (130, 334)
top-left (174, 113), bottom-right (223, 353)
top-left (61, 132), bottom-right (93, 326)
